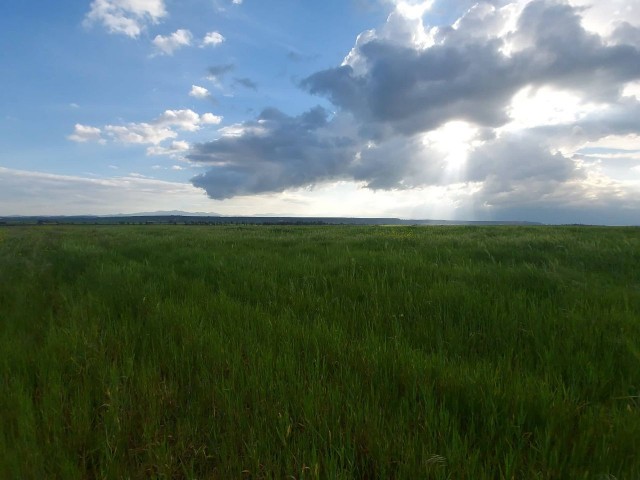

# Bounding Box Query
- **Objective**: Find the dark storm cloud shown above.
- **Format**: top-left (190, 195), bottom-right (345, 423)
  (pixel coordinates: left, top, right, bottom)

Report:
top-left (466, 134), bottom-right (579, 184)
top-left (350, 129), bottom-right (582, 192)
top-left (469, 176), bottom-right (640, 225)
top-left (189, 107), bottom-right (358, 199)
top-left (304, 39), bottom-right (518, 135)
top-left (511, 1), bottom-right (640, 100)
top-left (612, 23), bottom-right (640, 47)
top-left (303, 0), bottom-right (640, 135)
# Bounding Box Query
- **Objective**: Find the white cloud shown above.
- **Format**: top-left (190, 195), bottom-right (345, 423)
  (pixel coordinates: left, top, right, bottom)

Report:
top-left (105, 123), bottom-right (176, 145)
top-left (189, 85), bottom-right (211, 99)
top-left (70, 110), bottom-right (223, 148)
top-left (232, 0), bottom-right (243, 4)
top-left (68, 124), bottom-right (105, 143)
top-left (568, 0), bottom-right (640, 37)
top-left (146, 140), bottom-right (191, 156)
top-left (202, 31), bottom-right (225, 47)
top-left (581, 134), bottom-right (640, 152)
top-left (155, 109), bottom-right (203, 131)
top-left (217, 122), bottom-right (267, 138)
top-left (201, 113), bottom-right (223, 125)
top-left (391, 0), bottom-right (434, 20)
top-left (84, 0), bottom-right (167, 38)
top-left (152, 29), bottom-right (193, 55)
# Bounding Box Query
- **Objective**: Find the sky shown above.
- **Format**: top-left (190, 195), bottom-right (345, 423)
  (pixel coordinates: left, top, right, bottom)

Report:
top-left (1, 0), bottom-right (639, 224)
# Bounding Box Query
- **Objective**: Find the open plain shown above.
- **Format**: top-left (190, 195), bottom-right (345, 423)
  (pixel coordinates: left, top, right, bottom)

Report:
top-left (1, 225), bottom-right (639, 478)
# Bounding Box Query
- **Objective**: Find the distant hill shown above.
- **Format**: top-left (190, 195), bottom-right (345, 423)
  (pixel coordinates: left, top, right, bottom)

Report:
top-left (0, 214), bottom-right (544, 226)
top-left (110, 210), bottom-right (221, 217)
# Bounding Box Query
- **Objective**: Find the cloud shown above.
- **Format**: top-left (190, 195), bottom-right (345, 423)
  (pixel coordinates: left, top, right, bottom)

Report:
top-left (146, 140), bottom-right (191, 157)
top-left (152, 29), bottom-right (193, 55)
top-left (70, 109), bottom-right (223, 151)
top-left (207, 64), bottom-right (235, 81)
top-left (569, 0), bottom-right (640, 38)
top-left (302, 1), bottom-right (640, 137)
top-left (233, 77), bottom-right (258, 90)
top-left (0, 167), bottom-right (216, 216)
top-left (189, 107), bottom-right (359, 199)
top-left (84, 0), bottom-right (167, 38)
top-left (468, 171), bottom-right (640, 225)
top-left (68, 124), bottom-right (105, 143)
top-left (388, 0), bottom-right (434, 20)
top-left (612, 23), bottom-right (640, 47)
top-left (287, 51), bottom-right (320, 63)
top-left (189, 85), bottom-right (211, 100)
top-left (177, 0), bottom-right (640, 223)
top-left (465, 133), bottom-right (580, 185)
top-left (202, 31), bottom-right (225, 47)
top-left (0, 168), bottom-right (374, 218)
top-left (201, 113), bottom-right (223, 124)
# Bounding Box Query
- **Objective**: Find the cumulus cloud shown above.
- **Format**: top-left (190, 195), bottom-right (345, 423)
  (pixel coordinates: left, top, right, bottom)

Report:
top-left (189, 85), bottom-right (211, 100)
top-left (146, 140), bottom-right (191, 157)
top-left (152, 29), bottom-right (193, 55)
top-left (201, 113), bottom-right (223, 124)
top-left (70, 110), bottom-right (222, 156)
top-left (303, 1), bottom-right (640, 136)
top-left (68, 124), bottom-right (105, 143)
top-left (184, 0), bottom-right (640, 222)
top-left (84, 0), bottom-right (166, 38)
top-left (202, 31), bottom-right (225, 46)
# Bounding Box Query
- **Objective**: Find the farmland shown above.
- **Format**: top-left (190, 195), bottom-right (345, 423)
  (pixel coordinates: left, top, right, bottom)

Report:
top-left (1, 225), bottom-right (639, 478)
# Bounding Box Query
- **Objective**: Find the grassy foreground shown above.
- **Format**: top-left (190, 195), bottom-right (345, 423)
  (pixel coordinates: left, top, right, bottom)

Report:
top-left (1, 225), bottom-right (639, 479)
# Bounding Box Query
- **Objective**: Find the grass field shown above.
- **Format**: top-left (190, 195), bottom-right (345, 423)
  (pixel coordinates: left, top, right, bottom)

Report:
top-left (1, 225), bottom-right (639, 479)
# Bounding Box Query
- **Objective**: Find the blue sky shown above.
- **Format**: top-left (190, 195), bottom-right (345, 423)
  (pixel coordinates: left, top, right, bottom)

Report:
top-left (1, 0), bottom-right (639, 224)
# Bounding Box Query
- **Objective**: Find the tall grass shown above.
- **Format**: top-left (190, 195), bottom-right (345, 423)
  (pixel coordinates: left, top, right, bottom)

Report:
top-left (1, 225), bottom-right (639, 478)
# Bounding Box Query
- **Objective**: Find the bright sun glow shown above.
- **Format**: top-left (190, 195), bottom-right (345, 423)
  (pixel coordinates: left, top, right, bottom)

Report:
top-left (623, 81), bottom-right (640, 101)
top-left (423, 121), bottom-right (480, 170)
top-left (504, 86), bottom-right (601, 131)
top-left (421, 121), bottom-right (481, 220)
top-left (393, 0), bottom-right (434, 20)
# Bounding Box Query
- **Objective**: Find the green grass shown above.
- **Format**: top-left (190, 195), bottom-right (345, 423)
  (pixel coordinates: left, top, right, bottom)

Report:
top-left (1, 225), bottom-right (639, 479)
